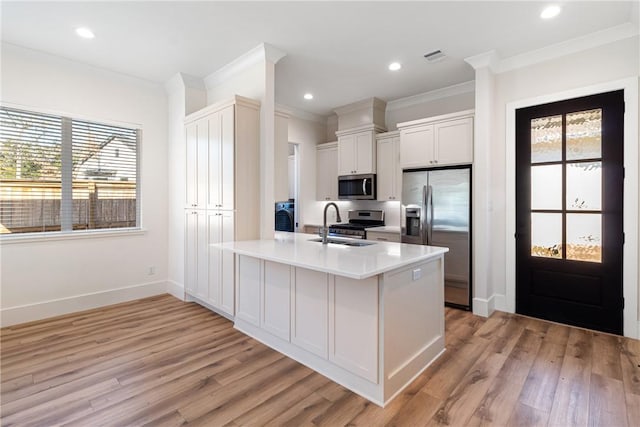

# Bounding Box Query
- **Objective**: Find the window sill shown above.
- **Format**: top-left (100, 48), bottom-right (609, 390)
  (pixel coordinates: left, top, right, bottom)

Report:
top-left (0, 228), bottom-right (147, 244)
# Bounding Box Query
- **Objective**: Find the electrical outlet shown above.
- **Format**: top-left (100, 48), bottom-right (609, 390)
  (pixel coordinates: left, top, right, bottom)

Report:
top-left (147, 266), bottom-right (156, 276)
top-left (412, 268), bottom-right (422, 281)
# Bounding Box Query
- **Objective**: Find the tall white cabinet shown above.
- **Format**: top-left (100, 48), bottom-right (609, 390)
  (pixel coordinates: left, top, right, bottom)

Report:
top-left (184, 96), bottom-right (260, 318)
top-left (376, 131), bottom-right (401, 201)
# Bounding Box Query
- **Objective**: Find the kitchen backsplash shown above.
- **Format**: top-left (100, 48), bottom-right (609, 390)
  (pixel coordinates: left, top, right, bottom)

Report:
top-left (305, 200), bottom-right (401, 227)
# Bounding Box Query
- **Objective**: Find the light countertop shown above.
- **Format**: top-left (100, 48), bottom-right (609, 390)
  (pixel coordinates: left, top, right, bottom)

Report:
top-left (214, 232), bottom-right (448, 280)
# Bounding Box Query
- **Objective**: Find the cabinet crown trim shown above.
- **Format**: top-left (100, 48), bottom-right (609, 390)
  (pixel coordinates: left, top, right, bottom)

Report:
top-left (376, 130), bottom-right (400, 139)
top-left (335, 123), bottom-right (387, 137)
top-left (317, 141), bottom-right (338, 149)
top-left (185, 95), bottom-right (261, 123)
top-left (397, 109), bottom-right (475, 130)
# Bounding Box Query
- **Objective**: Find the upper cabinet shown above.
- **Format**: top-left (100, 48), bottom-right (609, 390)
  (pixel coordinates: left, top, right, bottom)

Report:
top-left (316, 142), bottom-right (338, 201)
top-left (376, 131), bottom-right (401, 201)
top-left (336, 126), bottom-right (384, 175)
top-left (398, 110), bottom-right (474, 170)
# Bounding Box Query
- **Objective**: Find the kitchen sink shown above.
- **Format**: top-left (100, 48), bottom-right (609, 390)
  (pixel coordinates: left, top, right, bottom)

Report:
top-left (308, 237), bottom-right (375, 247)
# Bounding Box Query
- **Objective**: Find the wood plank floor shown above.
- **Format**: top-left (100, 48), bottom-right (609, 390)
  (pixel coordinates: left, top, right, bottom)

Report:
top-left (1, 294), bottom-right (639, 426)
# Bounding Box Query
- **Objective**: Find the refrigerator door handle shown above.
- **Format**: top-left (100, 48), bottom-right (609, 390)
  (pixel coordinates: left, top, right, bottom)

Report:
top-left (427, 185), bottom-right (434, 245)
top-left (421, 185), bottom-right (428, 244)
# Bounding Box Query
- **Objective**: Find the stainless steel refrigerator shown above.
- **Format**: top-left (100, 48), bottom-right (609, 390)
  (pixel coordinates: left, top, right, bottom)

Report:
top-left (401, 166), bottom-right (471, 309)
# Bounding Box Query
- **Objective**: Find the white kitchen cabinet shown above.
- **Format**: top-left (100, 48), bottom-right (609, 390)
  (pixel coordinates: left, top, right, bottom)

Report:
top-left (208, 210), bottom-right (235, 316)
top-left (398, 110), bottom-right (474, 169)
top-left (184, 96), bottom-right (260, 318)
top-left (262, 261), bottom-right (291, 341)
top-left (316, 142), bottom-right (338, 201)
top-left (337, 129), bottom-right (376, 175)
top-left (184, 210), bottom-right (208, 300)
top-left (292, 268), bottom-right (328, 358)
top-left (376, 132), bottom-right (401, 201)
top-left (236, 255), bottom-right (261, 326)
top-left (329, 275), bottom-right (379, 383)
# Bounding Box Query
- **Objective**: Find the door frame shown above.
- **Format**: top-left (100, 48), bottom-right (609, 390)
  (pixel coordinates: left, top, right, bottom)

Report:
top-left (505, 77), bottom-right (639, 338)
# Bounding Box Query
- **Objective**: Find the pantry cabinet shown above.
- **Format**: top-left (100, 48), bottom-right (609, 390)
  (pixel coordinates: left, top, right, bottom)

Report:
top-left (183, 96), bottom-right (260, 318)
top-left (316, 142), bottom-right (338, 201)
top-left (376, 131), bottom-right (401, 201)
top-left (398, 111), bottom-right (474, 170)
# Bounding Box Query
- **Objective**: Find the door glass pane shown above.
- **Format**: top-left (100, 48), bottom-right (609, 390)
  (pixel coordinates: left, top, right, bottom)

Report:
top-left (566, 213), bottom-right (601, 262)
top-left (567, 109), bottom-right (601, 160)
top-left (531, 213), bottom-right (562, 259)
top-left (566, 161), bottom-right (601, 211)
top-left (531, 115), bottom-right (562, 163)
top-left (531, 164), bottom-right (562, 210)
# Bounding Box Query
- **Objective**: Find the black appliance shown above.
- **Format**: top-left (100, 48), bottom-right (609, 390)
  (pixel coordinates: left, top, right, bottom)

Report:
top-left (329, 209), bottom-right (384, 239)
top-left (275, 201), bottom-right (295, 232)
top-left (338, 174), bottom-right (376, 200)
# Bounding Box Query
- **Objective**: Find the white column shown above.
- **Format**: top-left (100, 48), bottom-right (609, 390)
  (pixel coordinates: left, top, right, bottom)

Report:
top-left (465, 51), bottom-right (499, 317)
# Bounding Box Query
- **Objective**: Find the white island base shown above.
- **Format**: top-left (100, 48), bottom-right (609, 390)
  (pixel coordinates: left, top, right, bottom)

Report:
top-left (228, 236), bottom-right (446, 407)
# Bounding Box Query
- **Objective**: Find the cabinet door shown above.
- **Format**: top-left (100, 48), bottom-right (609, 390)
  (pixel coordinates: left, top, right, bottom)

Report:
top-left (337, 134), bottom-right (357, 175)
top-left (292, 268), bottom-right (328, 358)
top-left (184, 210), bottom-right (198, 293)
top-left (185, 122), bottom-right (198, 208)
top-left (237, 255), bottom-right (261, 326)
top-left (207, 211), bottom-right (222, 306)
top-left (376, 137), bottom-right (395, 201)
top-left (329, 275), bottom-right (379, 383)
top-left (195, 210), bottom-right (208, 301)
top-left (355, 131), bottom-right (375, 174)
top-left (220, 106), bottom-right (235, 210)
top-left (220, 210), bottom-right (235, 316)
top-left (196, 118), bottom-right (209, 209)
top-left (393, 136), bottom-right (402, 199)
top-left (400, 125), bottom-right (435, 169)
top-left (434, 117), bottom-right (473, 166)
top-left (262, 261), bottom-right (291, 341)
top-left (366, 230), bottom-right (401, 243)
top-left (207, 112), bottom-right (221, 210)
top-left (316, 144), bottom-right (338, 201)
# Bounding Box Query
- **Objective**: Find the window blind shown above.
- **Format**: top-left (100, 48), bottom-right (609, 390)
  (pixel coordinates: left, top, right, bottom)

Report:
top-left (0, 106), bottom-right (139, 235)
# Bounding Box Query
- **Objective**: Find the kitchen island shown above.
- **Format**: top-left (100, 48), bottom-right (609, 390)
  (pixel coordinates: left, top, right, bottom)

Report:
top-left (216, 232), bottom-right (448, 407)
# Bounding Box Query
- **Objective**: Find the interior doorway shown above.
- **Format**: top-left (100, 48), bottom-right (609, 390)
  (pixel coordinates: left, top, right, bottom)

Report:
top-left (288, 143), bottom-right (299, 231)
top-left (515, 90), bottom-right (624, 335)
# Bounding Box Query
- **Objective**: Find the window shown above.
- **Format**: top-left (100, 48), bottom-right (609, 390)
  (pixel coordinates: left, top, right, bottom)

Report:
top-left (0, 106), bottom-right (139, 235)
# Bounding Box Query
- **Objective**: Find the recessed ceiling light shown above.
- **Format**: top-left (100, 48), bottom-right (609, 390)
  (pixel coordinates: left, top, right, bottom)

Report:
top-left (540, 5), bottom-right (561, 19)
top-left (303, 93), bottom-right (313, 100)
top-left (75, 27), bottom-right (95, 39)
top-left (388, 62), bottom-right (402, 71)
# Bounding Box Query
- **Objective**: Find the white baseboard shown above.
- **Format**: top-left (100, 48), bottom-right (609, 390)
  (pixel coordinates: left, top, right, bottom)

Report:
top-left (166, 280), bottom-right (185, 301)
top-left (473, 294), bottom-right (496, 317)
top-left (493, 294), bottom-right (509, 312)
top-left (1, 280), bottom-right (169, 327)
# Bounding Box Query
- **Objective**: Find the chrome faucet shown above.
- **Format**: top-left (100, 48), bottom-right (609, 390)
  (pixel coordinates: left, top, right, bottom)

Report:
top-left (322, 202), bottom-right (342, 244)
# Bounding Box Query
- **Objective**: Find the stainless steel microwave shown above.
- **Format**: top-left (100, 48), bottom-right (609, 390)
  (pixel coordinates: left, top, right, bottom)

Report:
top-left (338, 174), bottom-right (376, 200)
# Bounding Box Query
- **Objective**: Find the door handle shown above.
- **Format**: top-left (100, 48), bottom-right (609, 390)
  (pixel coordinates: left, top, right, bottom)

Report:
top-left (362, 178), bottom-right (368, 196)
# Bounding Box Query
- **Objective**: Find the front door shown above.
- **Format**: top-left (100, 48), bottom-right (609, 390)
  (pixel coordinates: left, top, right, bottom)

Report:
top-left (515, 90), bottom-right (624, 335)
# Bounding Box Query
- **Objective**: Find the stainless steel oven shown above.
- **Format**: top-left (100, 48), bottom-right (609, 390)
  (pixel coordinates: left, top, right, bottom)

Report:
top-left (338, 174), bottom-right (376, 200)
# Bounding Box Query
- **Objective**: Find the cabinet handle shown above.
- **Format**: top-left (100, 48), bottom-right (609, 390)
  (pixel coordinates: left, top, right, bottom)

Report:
top-left (377, 237), bottom-right (388, 241)
top-left (434, 160), bottom-right (438, 164)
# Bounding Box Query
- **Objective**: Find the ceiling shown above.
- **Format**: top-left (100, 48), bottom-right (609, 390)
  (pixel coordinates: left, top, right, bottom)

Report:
top-left (2, 1), bottom-right (637, 116)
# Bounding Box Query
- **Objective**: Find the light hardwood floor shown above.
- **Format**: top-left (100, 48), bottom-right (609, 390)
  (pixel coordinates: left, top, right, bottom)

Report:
top-left (1, 294), bottom-right (639, 426)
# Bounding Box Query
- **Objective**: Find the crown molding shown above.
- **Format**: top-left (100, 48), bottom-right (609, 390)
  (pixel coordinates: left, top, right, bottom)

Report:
top-left (333, 97), bottom-right (387, 116)
top-left (164, 72), bottom-right (205, 95)
top-left (204, 43), bottom-right (287, 89)
top-left (386, 80), bottom-right (476, 112)
top-left (275, 103), bottom-right (326, 124)
top-left (498, 22), bottom-right (638, 73)
top-left (464, 50), bottom-right (500, 72)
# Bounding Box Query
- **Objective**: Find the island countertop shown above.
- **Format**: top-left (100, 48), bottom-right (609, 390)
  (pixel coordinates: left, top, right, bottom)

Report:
top-left (214, 231), bottom-right (448, 280)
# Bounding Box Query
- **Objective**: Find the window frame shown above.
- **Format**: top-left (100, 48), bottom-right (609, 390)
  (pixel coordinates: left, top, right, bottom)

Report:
top-left (0, 103), bottom-right (144, 242)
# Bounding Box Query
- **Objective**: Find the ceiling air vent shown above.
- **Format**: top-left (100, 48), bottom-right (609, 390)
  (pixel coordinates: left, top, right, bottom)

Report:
top-left (424, 50), bottom-right (445, 62)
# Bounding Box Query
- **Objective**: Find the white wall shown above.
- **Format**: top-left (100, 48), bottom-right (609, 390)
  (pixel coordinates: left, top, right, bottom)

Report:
top-left (489, 36), bottom-right (640, 329)
top-left (0, 44), bottom-right (169, 325)
top-left (206, 62), bottom-right (266, 105)
top-left (385, 91), bottom-right (475, 130)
